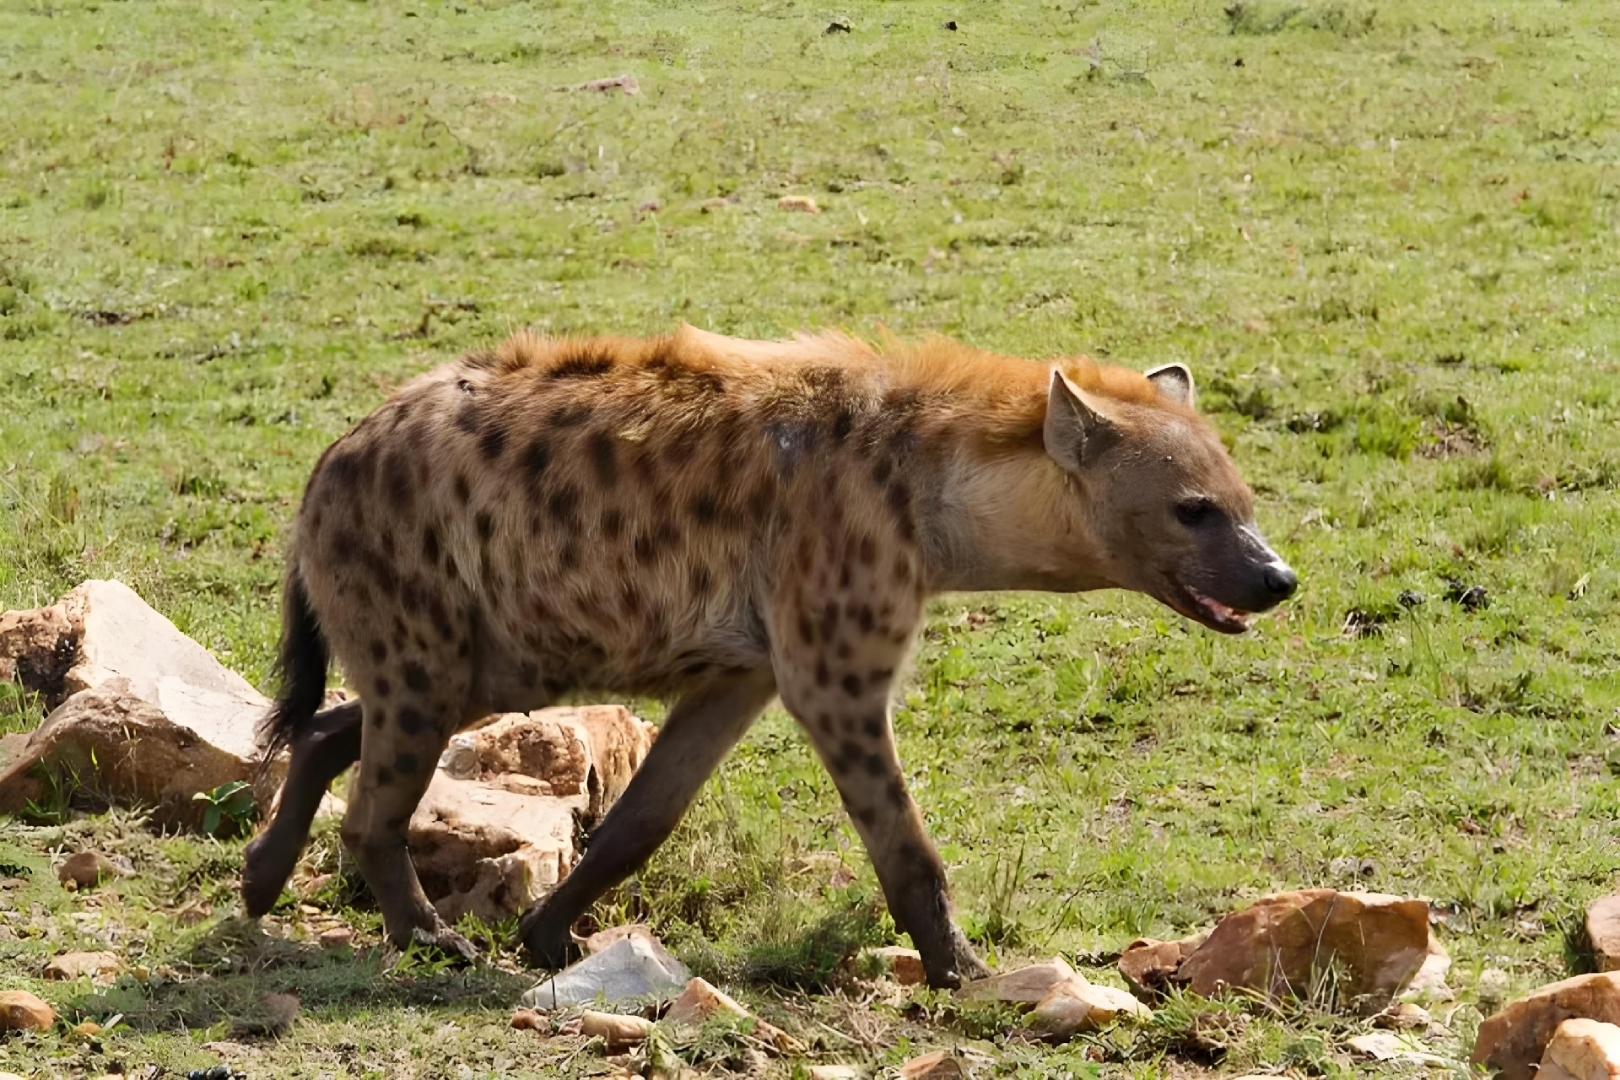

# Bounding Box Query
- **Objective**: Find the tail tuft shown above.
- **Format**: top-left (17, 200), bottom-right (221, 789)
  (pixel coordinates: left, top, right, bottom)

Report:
top-left (257, 565), bottom-right (329, 765)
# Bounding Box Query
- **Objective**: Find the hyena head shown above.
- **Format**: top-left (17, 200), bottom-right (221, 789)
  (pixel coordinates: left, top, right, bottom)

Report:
top-left (1043, 360), bottom-right (1296, 633)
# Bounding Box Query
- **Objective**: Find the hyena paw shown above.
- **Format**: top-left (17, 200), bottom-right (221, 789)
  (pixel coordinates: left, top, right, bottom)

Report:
top-left (516, 909), bottom-right (580, 971)
top-left (951, 924), bottom-right (991, 983)
top-left (409, 924), bottom-right (479, 964)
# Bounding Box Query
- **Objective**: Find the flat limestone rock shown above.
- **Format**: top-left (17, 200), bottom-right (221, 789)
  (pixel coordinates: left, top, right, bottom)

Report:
top-left (1027, 978), bottom-right (1151, 1040)
top-left (1472, 973), bottom-right (1620, 1080)
top-left (44, 950), bottom-right (121, 984)
top-left (0, 989), bottom-right (55, 1031)
top-left (664, 977), bottom-right (806, 1055)
top-left (1540, 1018), bottom-right (1620, 1080)
top-left (1173, 889), bottom-right (1430, 1009)
top-left (1589, 897), bottom-right (1620, 974)
top-left (957, 958), bottom-right (1078, 1005)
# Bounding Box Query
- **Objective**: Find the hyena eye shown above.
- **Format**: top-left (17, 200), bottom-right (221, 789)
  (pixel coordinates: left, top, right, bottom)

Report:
top-left (1175, 497), bottom-right (1216, 527)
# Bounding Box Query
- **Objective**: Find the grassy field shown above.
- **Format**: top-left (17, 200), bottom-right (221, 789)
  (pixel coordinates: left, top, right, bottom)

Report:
top-left (3, 0), bottom-right (1620, 1075)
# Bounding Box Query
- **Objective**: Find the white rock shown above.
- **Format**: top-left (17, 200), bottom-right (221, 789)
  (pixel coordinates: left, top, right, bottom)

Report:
top-left (520, 932), bottom-right (690, 1009)
top-left (1540, 1018), bottom-right (1620, 1080)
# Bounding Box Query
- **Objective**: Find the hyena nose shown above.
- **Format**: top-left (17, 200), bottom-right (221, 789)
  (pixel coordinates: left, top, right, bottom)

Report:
top-left (1263, 563), bottom-right (1298, 601)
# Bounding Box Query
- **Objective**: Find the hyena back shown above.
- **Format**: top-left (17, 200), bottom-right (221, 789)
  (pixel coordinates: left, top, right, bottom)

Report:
top-left (241, 324), bottom-right (1296, 989)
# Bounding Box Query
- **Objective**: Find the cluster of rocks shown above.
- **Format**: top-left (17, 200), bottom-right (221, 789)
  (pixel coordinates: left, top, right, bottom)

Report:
top-left (0, 580), bottom-right (655, 922)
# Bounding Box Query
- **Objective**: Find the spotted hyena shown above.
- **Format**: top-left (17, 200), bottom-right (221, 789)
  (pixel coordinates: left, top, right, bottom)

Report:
top-left (241, 324), bottom-right (1297, 989)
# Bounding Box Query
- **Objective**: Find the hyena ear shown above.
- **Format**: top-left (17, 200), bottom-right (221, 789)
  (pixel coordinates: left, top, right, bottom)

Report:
top-left (1145, 363), bottom-right (1195, 408)
top-left (1044, 370), bottom-right (1118, 472)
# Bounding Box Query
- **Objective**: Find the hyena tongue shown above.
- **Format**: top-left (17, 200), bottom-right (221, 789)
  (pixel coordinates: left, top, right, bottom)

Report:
top-left (1185, 587), bottom-right (1252, 633)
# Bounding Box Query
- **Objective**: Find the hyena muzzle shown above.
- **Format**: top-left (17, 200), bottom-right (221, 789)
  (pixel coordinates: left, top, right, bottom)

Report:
top-left (241, 325), bottom-right (1296, 989)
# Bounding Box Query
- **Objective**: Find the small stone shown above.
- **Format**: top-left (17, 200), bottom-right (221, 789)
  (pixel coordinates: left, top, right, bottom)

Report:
top-left (44, 950), bottom-right (122, 984)
top-left (1472, 972), bottom-right (1620, 1080)
top-left (1374, 1001), bottom-right (1432, 1030)
top-left (870, 945), bottom-right (926, 986)
top-left (58, 851), bottom-right (117, 889)
top-left (1540, 1018), bottom-right (1620, 1080)
top-left (1588, 897), bottom-right (1620, 973)
top-left (1478, 966), bottom-right (1512, 1008)
top-left (0, 989), bottom-right (55, 1031)
top-left (665, 977), bottom-right (805, 1055)
top-left (777, 195), bottom-right (821, 214)
top-left (317, 926), bottom-right (355, 948)
top-left (521, 931), bottom-right (689, 1009)
top-left (579, 1009), bottom-right (654, 1049)
top-left (898, 1050), bottom-right (966, 1079)
top-left (1118, 932), bottom-right (1208, 997)
top-left (1347, 1031), bottom-right (1446, 1064)
top-left (807, 1067), bottom-right (863, 1080)
top-left (72, 1019), bottom-right (102, 1037)
top-left (510, 1008), bottom-right (544, 1031)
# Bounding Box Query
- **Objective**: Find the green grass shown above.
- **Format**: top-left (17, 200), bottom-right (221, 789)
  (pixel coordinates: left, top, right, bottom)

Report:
top-left (3, 0), bottom-right (1620, 1075)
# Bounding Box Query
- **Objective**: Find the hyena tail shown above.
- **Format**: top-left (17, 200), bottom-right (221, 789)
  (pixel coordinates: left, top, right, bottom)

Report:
top-left (257, 562), bottom-right (329, 764)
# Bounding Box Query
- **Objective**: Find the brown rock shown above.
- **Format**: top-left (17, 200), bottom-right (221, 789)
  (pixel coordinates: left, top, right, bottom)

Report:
top-left (0, 683), bottom-right (253, 827)
top-left (1173, 889), bottom-right (1430, 1009)
top-left (898, 1050), bottom-right (966, 1079)
top-left (778, 194), bottom-right (821, 214)
top-left (1472, 973), bottom-right (1620, 1080)
top-left (1588, 897), bottom-right (1620, 974)
top-left (665, 977), bottom-right (805, 1055)
top-left (57, 850), bottom-right (118, 889)
top-left (1540, 1018), bottom-right (1620, 1080)
top-left (411, 706), bottom-right (655, 922)
top-left (807, 1068), bottom-right (863, 1080)
top-left (0, 989), bottom-right (55, 1031)
top-left (871, 945), bottom-right (926, 986)
top-left (44, 950), bottom-right (122, 984)
top-left (235, 991), bottom-right (300, 1037)
top-left (957, 957), bottom-right (1078, 1005)
top-left (0, 598), bottom-right (77, 701)
top-left (510, 1008), bottom-right (544, 1031)
top-left (1118, 931), bottom-right (1208, 997)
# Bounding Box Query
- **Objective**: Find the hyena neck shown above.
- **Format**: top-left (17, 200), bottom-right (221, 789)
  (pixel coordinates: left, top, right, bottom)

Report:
top-left (915, 438), bottom-right (1114, 596)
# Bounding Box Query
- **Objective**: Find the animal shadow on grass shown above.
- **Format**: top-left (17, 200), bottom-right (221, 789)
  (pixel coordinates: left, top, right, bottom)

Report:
top-left (67, 918), bottom-right (534, 1035)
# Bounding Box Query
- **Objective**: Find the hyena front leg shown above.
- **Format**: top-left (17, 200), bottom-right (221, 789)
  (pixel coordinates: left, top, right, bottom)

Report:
top-left (517, 667), bottom-right (778, 969)
top-left (774, 640), bottom-right (989, 989)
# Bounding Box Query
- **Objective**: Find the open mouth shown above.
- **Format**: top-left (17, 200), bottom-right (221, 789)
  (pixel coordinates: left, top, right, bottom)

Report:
top-left (1167, 581), bottom-right (1253, 634)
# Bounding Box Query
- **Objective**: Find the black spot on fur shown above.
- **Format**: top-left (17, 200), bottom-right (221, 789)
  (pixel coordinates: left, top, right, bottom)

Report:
top-left (815, 659), bottom-right (831, 687)
top-left (832, 410), bottom-right (853, 442)
top-left (521, 437), bottom-right (551, 485)
top-left (423, 525), bottom-right (441, 564)
top-left (403, 662), bottom-right (432, 694)
top-left (690, 564), bottom-right (712, 596)
top-left (549, 401), bottom-right (592, 427)
top-left (547, 483), bottom-right (581, 528)
top-left (383, 451), bottom-right (414, 512)
top-left (375, 767), bottom-right (394, 785)
top-left (841, 673), bottom-right (862, 697)
top-left (819, 600), bottom-right (839, 642)
top-left (872, 457), bottom-right (893, 486)
top-left (373, 676), bottom-right (392, 697)
top-left (546, 349), bottom-right (614, 380)
top-left (479, 420), bottom-right (507, 461)
top-left (395, 751), bottom-right (420, 774)
top-left (454, 473), bottom-right (471, 504)
top-left (865, 753), bottom-right (885, 776)
top-left (690, 491), bottom-right (718, 525)
top-left (600, 507), bottom-right (624, 540)
top-left (857, 605), bottom-right (875, 634)
top-left (586, 429), bottom-right (618, 487)
top-left (370, 639), bottom-right (388, 663)
top-left (476, 511), bottom-right (493, 542)
top-left (863, 717), bottom-right (884, 739)
top-left (398, 706), bottom-right (431, 736)
top-left (887, 778), bottom-right (906, 806)
top-left (858, 535), bottom-right (877, 565)
top-left (797, 612), bottom-right (815, 645)
top-left (559, 540), bottom-right (580, 570)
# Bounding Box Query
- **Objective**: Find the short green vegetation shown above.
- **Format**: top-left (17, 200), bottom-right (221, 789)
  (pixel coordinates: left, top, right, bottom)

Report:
top-left (1, 0), bottom-right (1618, 1075)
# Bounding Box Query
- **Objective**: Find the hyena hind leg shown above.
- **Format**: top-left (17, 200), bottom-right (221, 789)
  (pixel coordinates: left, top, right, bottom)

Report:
top-left (342, 686), bottom-right (475, 960)
top-left (517, 668), bottom-right (778, 970)
top-left (241, 700), bottom-right (363, 918)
